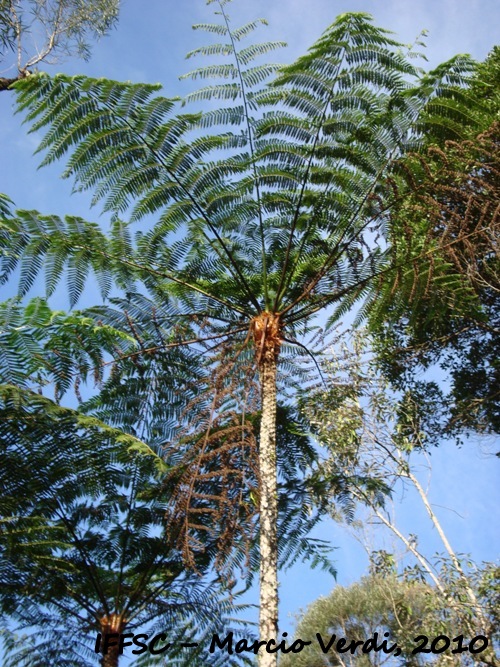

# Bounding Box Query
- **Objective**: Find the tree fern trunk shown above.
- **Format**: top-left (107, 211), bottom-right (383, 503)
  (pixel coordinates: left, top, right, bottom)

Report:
top-left (101, 648), bottom-right (120, 667)
top-left (99, 615), bottom-right (123, 667)
top-left (258, 354), bottom-right (279, 667)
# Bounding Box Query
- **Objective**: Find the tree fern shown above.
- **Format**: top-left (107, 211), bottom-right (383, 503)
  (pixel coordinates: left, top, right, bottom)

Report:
top-left (0, 384), bottom-right (255, 666)
top-left (2, 3), bottom-right (489, 664)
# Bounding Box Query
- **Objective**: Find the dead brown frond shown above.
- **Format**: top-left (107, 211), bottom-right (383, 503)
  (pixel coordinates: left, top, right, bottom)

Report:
top-left (391, 121), bottom-right (500, 303)
top-left (162, 343), bottom-right (260, 575)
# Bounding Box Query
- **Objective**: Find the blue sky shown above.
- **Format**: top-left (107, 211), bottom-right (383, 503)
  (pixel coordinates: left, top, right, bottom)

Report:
top-left (2, 0), bottom-right (500, 213)
top-left (1, 0), bottom-right (499, 657)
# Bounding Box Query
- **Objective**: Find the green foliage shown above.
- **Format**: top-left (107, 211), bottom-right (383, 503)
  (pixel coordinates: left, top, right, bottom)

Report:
top-left (0, 296), bottom-right (136, 397)
top-left (297, 329), bottom-right (457, 530)
top-left (0, 0), bottom-right (120, 69)
top-left (471, 47), bottom-right (500, 119)
top-left (1, 7), bottom-right (481, 370)
top-left (0, 0), bottom-right (17, 55)
top-left (1, 2), bottom-right (493, 654)
top-left (477, 564), bottom-right (500, 632)
top-left (298, 330), bottom-right (499, 664)
top-left (279, 573), bottom-right (490, 667)
top-left (368, 49), bottom-right (500, 437)
top-left (0, 192), bottom-right (13, 217)
top-left (0, 384), bottom-right (254, 666)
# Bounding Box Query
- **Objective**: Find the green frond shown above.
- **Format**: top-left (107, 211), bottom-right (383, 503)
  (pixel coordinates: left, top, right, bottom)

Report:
top-left (18, 236), bottom-right (50, 297)
top-left (255, 112), bottom-right (315, 142)
top-left (15, 73), bottom-right (185, 217)
top-left (185, 42), bottom-right (234, 59)
top-left (183, 82), bottom-right (241, 104)
top-left (1, 374), bottom-right (255, 665)
top-left (238, 41), bottom-right (287, 65)
top-left (66, 247), bottom-right (91, 307)
top-left (241, 63), bottom-right (281, 87)
top-left (0, 193), bottom-right (14, 218)
top-left (412, 53), bottom-right (482, 141)
top-left (231, 19), bottom-right (269, 41)
top-left (130, 184), bottom-right (193, 225)
top-left (2, 210), bottom-right (122, 304)
top-left (191, 22), bottom-right (228, 36)
top-left (180, 63), bottom-right (239, 81)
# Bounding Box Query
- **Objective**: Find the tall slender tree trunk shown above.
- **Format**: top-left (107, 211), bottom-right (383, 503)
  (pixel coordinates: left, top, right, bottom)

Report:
top-left (102, 647), bottom-right (120, 667)
top-left (253, 310), bottom-right (280, 667)
top-left (258, 354), bottom-right (278, 667)
top-left (99, 614), bottom-right (124, 667)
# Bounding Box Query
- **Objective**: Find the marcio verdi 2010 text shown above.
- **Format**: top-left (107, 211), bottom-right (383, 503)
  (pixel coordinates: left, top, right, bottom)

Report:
top-left (94, 630), bottom-right (489, 657)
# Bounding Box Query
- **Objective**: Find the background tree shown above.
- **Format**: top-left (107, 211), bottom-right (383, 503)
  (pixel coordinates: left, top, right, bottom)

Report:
top-left (280, 571), bottom-right (498, 667)
top-left (298, 331), bottom-right (499, 666)
top-left (368, 47), bottom-right (500, 439)
top-left (0, 2), bottom-right (487, 663)
top-left (0, 0), bottom-right (120, 90)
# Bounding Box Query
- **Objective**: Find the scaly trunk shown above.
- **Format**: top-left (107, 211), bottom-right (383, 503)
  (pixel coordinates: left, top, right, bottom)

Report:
top-left (102, 648), bottom-right (120, 667)
top-left (252, 311), bottom-right (281, 667)
top-left (102, 646), bottom-right (120, 667)
top-left (99, 614), bottom-right (125, 667)
top-left (258, 354), bottom-right (278, 667)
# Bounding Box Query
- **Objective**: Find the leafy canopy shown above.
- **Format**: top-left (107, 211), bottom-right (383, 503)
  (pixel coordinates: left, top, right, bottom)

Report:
top-left (0, 3), bottom-right (490, 658)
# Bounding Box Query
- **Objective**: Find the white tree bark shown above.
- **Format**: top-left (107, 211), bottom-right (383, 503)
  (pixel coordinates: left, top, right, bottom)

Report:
top-left (258, 354), bottom-right (279, 667)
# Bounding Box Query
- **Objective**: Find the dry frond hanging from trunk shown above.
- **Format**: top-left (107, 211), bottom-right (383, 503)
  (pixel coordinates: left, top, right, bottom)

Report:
top-left (163, 348), bottom-right (260, 574)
